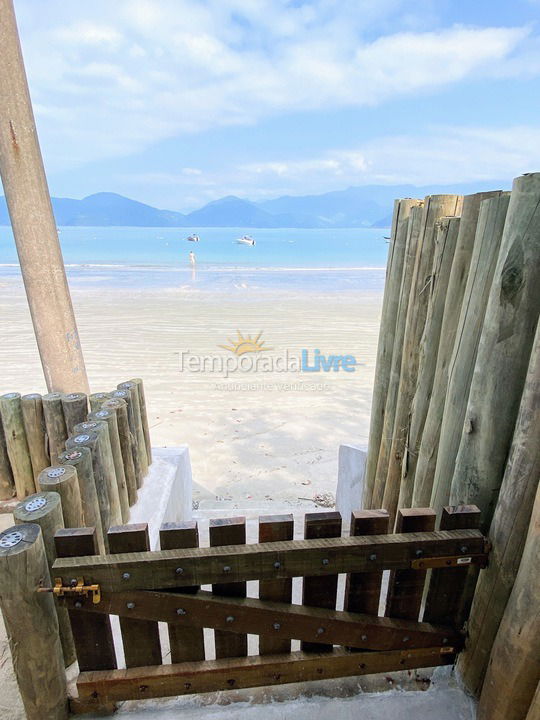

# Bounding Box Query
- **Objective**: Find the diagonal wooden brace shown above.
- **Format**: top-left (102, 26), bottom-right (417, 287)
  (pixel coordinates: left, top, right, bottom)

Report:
top-left (58, 588), bottom-right (462, 652)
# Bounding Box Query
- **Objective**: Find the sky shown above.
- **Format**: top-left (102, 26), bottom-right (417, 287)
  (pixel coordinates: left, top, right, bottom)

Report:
top-left (9, 0), bottom-right (540, 212)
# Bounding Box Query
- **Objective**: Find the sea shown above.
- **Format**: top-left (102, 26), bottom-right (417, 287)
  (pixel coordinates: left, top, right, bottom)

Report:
top-left (0, 226), bottom-right (388, 294)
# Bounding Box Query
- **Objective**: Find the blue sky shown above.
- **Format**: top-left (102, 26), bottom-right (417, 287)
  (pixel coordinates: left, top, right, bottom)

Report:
top-left (11, 0), bottom-right (540, 211)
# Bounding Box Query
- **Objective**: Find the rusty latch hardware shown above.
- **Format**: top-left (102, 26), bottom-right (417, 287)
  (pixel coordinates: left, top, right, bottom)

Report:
top-left (38, 577), bottom-right (101, 604)
top-left (411, 554), bottom-right (488, 570)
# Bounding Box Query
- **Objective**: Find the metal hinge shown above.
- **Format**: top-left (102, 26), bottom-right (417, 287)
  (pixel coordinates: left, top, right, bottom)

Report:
top-left (411, 554), bottom-right (488, 570)
top-left (38, 577), bottom-right (101, 604)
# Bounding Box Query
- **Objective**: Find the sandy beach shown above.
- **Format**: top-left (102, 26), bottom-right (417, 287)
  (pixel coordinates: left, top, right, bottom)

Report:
top-left (0, 271), bottom-right (381, 514)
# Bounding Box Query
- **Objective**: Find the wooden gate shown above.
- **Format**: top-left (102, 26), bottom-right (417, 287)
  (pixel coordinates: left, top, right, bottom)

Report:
top-left (49, 505), bottom-right (488, 714)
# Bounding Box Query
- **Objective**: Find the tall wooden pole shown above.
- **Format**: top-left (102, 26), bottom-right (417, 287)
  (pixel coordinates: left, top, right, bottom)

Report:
top-left (0, 0), bottom-right (89, 393)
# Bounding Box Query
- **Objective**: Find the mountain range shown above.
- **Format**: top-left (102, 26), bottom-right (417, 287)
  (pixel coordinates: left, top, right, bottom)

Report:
top-left (0, 180), bottom-right (510, 228)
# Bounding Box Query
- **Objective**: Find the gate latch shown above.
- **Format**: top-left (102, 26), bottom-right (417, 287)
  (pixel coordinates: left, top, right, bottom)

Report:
top-left (38, 577), bottom-right (101, 604)
top-left (411, 554), bottom-right (488, 570)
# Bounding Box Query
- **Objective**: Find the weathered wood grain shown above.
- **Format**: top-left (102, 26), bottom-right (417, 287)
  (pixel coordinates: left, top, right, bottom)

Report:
top-left (369, 203), bottom-right (424, 508)
top-left (398, 216), bottom-right (460, 509)
top-left (55, 527), bottom-right (117, 671)
top-left (21, 393), bottom-right (50, 481)
top-left (108, 524), bottom-right (162, 667)
top-left (129, 378), bottom-right (152, 465)
top-left (302, 511), bottom-right (342, 652)
top-left (42, 392), bottom-right (68, 463)
top-left (258, 514), bottom-right (294, 654)
top-left (60, 587), bottom-right (461, 652)
top-left (38, 464), bottom-right (83, 529)
top-left (0, 408), bottom-right (15, 499)
top-left (458, 321), bottom-right (540, 694)
top-left (52, 528), bottom-right (488, 592)
top-left (210, 516), bottom-right (248, 659)
top-left (0, 391), bottom-right (34, 496)
top-left (345, 509), bottom-right (389, 618)
top-left (0, 523), bottom-right (68, 720)
top-left (450, 173), bottom-right (540, 529)
top-left (476, 481), bottom-right (540, 720)
top-left (364, 199), bottom-right (422, 505)
top-left (414, 193), bottom-right (509, 507)
top-left (89, 408), bottom-right (129, 523)
top-left (58, 446), bottom-right (105, 554)
top-left (385, 508), bottom-right (436, 620)
top-left (14, 491), bottom-right (75, 665)
top-left (381, 195), bottom-right (463, 525)
top-left (159, 520), bottom-right (205, 663)
top-left (61, 392), bottom-right (88, 436)
top-left (101, 397), bottom-right (137, 506)
top-left (76, 646), bottom-right (455, 705)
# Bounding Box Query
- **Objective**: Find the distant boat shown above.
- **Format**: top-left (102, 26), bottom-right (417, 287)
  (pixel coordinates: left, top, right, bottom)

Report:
top-left (186, 234), bottom-right (200, 242)
top-left (236, 235), bottom-right (255, 246)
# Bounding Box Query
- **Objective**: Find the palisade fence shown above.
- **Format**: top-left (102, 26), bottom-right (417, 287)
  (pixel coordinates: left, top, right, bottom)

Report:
top-left (0, 378), bottom-right (152, 553)
top-left (364, 171), bottom-right (540, 720)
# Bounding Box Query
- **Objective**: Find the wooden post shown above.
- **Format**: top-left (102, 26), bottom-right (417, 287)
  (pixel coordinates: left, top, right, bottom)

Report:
top-left (423, 505), bottom-right (481, 627)
top-left (209, 517), bottom-right (248, 659)
top-left (526, 684), bottom-right (540, 720)
top-left (413, 193), bottom-right (508, 507)
top-left (38, 465), bottom-right (83, 529)
top-left (89, 392), bottom-right (111, 413)
top-left (369, 204), bottom-right (424, 508)
top-left (58, 446), bottom-right (106, 554)
top-left (117, 382), bottom-right (148, 481)
top-left (55, 528), bottom-right (117, 672)
top-left (0, 412), bottom-right (15, 499)
top-left (427, 193), bottom-right (510, 512)
top-left (0, 523), bottom-right (68, 720)
top-left (458, 322), bottom-right (540, 694)
top-left (345, 509), bottom-right (389, 628)
top-left (159, 521), bottom-right (205, 663)
top-left (42, 392), bottom-right (68, 463)
top-left (0, 391), bottom-right (34, 496)
top-left (61, 392), bottom-right (88, 435)
top-left (364, 199), bottom-right (421, 505)
top-left (89, 408), bottom-right (129, 523)
top-left (385, 508), bottom-right (435, 620)
top-left (21, 393), bottom-right (50, 482)
top-left (476, 482), bottom-right (540, 720)
top-left (65, 428), bottom-right (121, 538)
top-left (301, 511), bottom-right (342, 652)
top-left (108, 524), bottom-right (162, 667)
top-left (101, 397), bottom-right (137, 506)
top-left (398, 216), bottom-right (460, 509)
top-left (450, 173), bottom-right (540, 529)
top-left (0, 0), bottom-right (88, 394)
top-left (258, 513), bottom-right (294, 655)
top-left (129, 378), bottom-right (152, 465)
top-left (13, 491), bottom-right (75, 665)
top-left (111, 389), bottom-right (143, 488)
top-left (381, 195), bottom-right (463, 524)
top-left (73, 421), bottom-right (122, 526)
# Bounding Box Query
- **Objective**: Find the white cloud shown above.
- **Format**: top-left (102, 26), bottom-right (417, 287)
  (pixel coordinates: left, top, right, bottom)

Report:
top-left (11, 0), bottom-right (536, 172)
top-left (113, 124), bottom-right (539, 209)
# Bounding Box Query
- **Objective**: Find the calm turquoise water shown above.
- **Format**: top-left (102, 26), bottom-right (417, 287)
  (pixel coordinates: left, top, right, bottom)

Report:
top-left (0, 226), bottom-right (389, 292)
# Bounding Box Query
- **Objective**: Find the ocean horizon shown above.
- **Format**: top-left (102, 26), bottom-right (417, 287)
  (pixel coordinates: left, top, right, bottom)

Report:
top-left (0, 226), bottom-right (388, 293)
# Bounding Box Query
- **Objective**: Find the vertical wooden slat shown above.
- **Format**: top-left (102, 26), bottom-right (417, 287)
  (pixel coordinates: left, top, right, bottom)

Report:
top-left (345, 509), bottom-right (389, 616)
top-left (159, 521), bottom-right (205, 663)
top-left (209, 517), bottom-right (247, 659)
top-left (385, 508), bottom-right (436, 620)
top-left (301, 511), bottom-right (342, 652)
top-left (54, 527), bottom-right (116, 671)
top-left (107, 524), bottom-right (162, 667)
top-left (423, 505), bottom-right (481, 627)
top-left (258, 514), bottom-right (294, 655)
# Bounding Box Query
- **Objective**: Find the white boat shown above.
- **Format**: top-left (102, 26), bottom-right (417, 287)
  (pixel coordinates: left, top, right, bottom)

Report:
top-left (186, 234), bottom-right (200, 242)
top-left (236, 235), bottom-right (255, 246)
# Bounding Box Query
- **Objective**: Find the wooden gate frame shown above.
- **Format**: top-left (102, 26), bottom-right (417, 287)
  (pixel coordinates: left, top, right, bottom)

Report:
top-left (48, 506), bottom-right (488, 714)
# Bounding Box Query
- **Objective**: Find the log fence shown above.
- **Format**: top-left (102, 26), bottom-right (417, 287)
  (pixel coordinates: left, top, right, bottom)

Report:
top-left (0, 505), bottom-right (490, 716)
